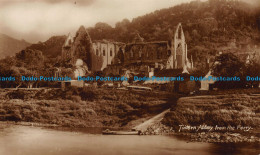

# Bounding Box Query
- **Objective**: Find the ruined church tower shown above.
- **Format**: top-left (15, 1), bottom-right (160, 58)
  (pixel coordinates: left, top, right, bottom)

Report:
top-left (168, 23), bottom-right (189, 70)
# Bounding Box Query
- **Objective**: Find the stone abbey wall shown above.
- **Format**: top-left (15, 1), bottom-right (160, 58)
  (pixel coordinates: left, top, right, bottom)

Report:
top-left (124, 41), bottom-right (171, 66)
top-left (61, 23), bottom-right (192, 73)
top-left (92, 41), bottom-right (124, 71)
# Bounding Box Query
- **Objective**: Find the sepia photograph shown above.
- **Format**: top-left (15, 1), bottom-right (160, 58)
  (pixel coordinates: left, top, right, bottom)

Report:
top-left (0, 0), bottom-right (260, 154)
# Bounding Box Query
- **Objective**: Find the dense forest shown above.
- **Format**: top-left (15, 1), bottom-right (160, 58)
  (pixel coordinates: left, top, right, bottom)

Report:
top-left (89, 0), bottom-right (260, 44)
top-left (87, 0), bottom-right (260, 70)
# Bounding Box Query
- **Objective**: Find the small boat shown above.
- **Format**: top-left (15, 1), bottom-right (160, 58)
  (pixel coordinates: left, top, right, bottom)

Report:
top-left (102, 129), bottom-right (140, 135)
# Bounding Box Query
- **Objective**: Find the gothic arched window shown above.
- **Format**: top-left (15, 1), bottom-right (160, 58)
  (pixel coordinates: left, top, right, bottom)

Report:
top-left (157, 51), bottom-right (160, 59)
top-left (96, 49), bottom-right (99, 56)
top-left (130, 51), bottom-right (133, 58)
top-left (103, 49), bottom-right (106, 56)
top-left (167, 50), bottom-right (171, 56)
top-left (110, 49), bottom-right (113, 56)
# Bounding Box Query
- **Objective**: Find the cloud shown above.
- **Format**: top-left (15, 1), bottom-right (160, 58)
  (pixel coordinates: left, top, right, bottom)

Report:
top-left (0, 0), bottom-right (95, 6)
top-left (247, 0), bottom-right (260, 6)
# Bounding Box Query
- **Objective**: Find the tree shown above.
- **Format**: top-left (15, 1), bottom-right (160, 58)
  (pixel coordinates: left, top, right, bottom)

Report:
top-left (0, 63), bottom-right (16, 88)
top-left (191, 29), bottom-right (201, 42)
top-left (212, 53), bottom-right (246, 89)
top-left (15, 49), bottom-right (44, 70)
top-left (245, 60), bottom-right (260, 88)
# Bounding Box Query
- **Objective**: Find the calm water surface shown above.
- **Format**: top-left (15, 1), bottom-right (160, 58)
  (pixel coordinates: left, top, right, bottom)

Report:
top-left (0, 124), bottom-right (258, 155)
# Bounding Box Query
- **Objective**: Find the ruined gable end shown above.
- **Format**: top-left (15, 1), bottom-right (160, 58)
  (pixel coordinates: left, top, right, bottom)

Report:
top-left (170, 23), bottom-right (189, 70)
top-left (62, 33), bottom-right (73, 61)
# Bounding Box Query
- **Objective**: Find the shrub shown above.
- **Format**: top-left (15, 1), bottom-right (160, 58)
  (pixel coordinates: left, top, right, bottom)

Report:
top-left (255, 106), bottom-right (260, 113)
top-left (0, 109), bottom-right (6, 115)
top-left (9, 109), bottom-right (22, 121)
top-left (127, 100), bottom-right (142, 108)
top-left (70, 95), bottom-right (82, 102)
top-left (117, 103), bottom-right (133, 112)
top-left (79, 88), bottom-right (96, 101)
top-left (85, 108), bottom-right (97, 115)
top-left (69, 102), bottom-right (80, 110)
top-left (7, 90), bottom-right (26, 99)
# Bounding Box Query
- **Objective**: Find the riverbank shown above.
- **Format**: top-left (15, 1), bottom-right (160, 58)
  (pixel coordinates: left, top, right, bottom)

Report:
top-left (0, 88), bottom-right (259, 143)
top-left (160, 89), bottom-right (260, 143)
top-left (0, 121), bottom-right (58, 127)
top-left (137, 121), bottom-right (260, 143)
top-left (0, 87), bottom-right (174, 128)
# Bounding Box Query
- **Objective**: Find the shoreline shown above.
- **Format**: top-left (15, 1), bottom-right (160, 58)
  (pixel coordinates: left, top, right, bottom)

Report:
top-left (1, 121), bottom-right (259, 144)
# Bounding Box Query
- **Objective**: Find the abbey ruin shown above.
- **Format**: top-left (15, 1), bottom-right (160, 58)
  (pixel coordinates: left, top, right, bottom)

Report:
top-left (61, 23), bottom-right (193, 77)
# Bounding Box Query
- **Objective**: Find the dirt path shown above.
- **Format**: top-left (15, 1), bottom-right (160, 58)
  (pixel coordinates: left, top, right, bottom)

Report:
top-left (132, 109), bottom-right (170, 132)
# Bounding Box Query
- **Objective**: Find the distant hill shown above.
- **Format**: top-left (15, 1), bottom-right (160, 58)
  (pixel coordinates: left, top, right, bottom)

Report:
top-left (27, 35), bottom-right (66, 58)
top-left (0, 33), bottom-right (31, 59)
top-left (87, 0), bottom-right (260, 71)
top-left (88, 0), bottom-right (260, 44)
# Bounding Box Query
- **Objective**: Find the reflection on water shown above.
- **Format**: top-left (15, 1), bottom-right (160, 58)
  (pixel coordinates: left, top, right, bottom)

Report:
top-left (0, 124), bottom-right (258, 155)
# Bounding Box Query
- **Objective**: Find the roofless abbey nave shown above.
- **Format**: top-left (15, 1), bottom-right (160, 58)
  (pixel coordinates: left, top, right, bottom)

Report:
top-left (61, 23), bottom-right (193, 76)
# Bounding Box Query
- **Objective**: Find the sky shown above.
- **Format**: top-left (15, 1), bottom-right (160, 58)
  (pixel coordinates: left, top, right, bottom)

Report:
top-left (0, 0), bottom-right (259, 43)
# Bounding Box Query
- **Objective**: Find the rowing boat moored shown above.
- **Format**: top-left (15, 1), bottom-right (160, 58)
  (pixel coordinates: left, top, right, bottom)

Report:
top-left (102, 129), bottom-right (140, 135)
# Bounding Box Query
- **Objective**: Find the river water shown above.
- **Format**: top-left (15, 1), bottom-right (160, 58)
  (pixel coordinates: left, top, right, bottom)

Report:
top-left (0, 124), bottom-right (258, 155)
